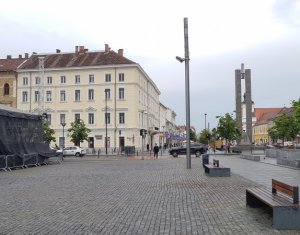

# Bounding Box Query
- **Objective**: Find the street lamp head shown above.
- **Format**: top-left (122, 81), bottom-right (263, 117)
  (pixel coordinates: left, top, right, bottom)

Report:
top-left (61, 122), bottom-right (66, 127)
top-left (175, 56), bottom-right (185, 63)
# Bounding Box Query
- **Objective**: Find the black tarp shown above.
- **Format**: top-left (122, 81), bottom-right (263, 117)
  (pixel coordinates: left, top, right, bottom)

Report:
top-left (0, 105), bottom-right (55, 169)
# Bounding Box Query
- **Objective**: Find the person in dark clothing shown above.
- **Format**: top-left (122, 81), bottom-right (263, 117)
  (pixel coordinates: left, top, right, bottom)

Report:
top-left (153, 143), bottom-right (159, 159)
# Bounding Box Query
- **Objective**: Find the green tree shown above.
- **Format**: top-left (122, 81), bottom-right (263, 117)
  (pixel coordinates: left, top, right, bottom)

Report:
top-left (197, 129), bottom-right (211, 144)
top-left (67, 118), bottom-right (91, 147)
top-left (42, 121), bottom-right (56, 144)
top-left (292, 98), bottom-right (300, 133)
top-left (272, 113), bottom-right (299, 143)
top-left (267, 126), bottom-right (279, 144)
top-left (190, 128), bottom-right (197, 142)
top-left (217, 113), bottom-right (241, 146)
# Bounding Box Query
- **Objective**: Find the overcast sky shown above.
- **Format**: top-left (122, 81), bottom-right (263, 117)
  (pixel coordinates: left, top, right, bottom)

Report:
top-left (1, 0), bottom-right (300, 133)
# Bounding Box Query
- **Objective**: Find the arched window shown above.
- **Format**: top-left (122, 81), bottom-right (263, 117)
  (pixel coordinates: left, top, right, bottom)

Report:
top-left (4, 83), bottom-right (9, 96)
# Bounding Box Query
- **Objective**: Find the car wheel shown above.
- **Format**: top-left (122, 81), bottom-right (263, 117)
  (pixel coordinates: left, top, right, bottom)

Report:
top-left (195, 151), bottom-right (201, 157)
top-left (75, 152), bottom-right (80, 157)
top-left (172, 152), bottom-right (178, 158)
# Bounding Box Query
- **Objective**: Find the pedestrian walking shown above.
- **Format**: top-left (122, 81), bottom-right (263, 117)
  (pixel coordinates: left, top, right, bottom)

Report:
top-left (153, 143), bottom-right (159, 159)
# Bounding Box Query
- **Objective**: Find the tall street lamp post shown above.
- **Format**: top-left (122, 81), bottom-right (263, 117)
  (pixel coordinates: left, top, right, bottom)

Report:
top-left (105, 90), bottom-right (108, 155)
top-left (61, 122), bottom-right (66, 149)
top-left (176, 17), bottom-right (191, 169)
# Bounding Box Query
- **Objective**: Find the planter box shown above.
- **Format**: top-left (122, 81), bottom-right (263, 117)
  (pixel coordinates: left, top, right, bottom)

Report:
top-left (240, 154), bottom-right (261, 161)
top-left (277, 158), bottom-right (300, 168)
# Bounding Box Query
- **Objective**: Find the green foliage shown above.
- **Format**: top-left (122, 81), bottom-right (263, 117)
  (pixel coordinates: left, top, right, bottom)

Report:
top-left (292, 98), bottom-right (300, 131)
top-left (267, 126), bottom-right (279, 143)
top-left (217, 113), bottom-right (241, 142)
top-left (189, 128), bottom-right (197, 142)
top-left (42, 121), bottom-right (56, 144)
top-left (197, 129), bottom-right (211, 144)
top-left (67, 118), bottom-right (91, 147)
top-left (271, 112), bottom-right (299, 142)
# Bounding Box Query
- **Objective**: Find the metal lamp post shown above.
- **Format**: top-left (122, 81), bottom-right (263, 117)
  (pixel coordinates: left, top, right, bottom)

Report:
top-left (176, 17), bottom-right (191, 169)
top-left (104, 90), bottom-right (108, 155)
top-left (61, 122), bottom-right (66, 149)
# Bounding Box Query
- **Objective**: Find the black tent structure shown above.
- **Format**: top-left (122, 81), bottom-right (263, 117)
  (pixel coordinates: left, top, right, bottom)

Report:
top-left (0, 105), bottom-right (56, 170)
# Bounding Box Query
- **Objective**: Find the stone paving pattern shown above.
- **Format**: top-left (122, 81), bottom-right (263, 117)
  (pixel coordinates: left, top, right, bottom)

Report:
top-left (0, 155), bottom-right (299, 234)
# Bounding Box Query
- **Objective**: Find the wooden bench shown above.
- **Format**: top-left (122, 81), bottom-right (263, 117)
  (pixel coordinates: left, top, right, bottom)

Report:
top-left (246, 179), bottom-right (300, 229)
top-left (204, 159), bottom-right (230, 177)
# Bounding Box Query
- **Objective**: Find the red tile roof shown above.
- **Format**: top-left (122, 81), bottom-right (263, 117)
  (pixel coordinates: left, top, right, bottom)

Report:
top-left (18, 50), bottom-right (136, 70)
top-left (254, 108), bottom-right (284, 125)
top-left (0, 58), bottom-right (27, 71)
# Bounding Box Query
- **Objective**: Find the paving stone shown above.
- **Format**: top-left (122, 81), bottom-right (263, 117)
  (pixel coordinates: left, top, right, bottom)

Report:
top-left (0, 156), bottom-right (299, 234)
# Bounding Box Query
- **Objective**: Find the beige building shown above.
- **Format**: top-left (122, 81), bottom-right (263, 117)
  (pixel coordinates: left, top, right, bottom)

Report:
top-left (252, 108), bottom-right (283, 145)
top-left (0, 55), bottom-right (27, 108)
top-left (16, 45), bottom-right (161, 151)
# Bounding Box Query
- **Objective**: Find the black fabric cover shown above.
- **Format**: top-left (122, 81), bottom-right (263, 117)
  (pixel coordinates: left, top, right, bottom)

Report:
top-left (0, 106), bottom-right (56, 168)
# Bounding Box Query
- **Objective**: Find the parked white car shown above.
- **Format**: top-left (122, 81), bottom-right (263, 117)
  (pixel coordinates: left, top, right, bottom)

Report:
top-left (63, 146), bottom-right (85, 157)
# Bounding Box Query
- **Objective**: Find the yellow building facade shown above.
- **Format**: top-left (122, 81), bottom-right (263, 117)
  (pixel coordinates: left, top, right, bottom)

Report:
top-left (0, 55), bottom-right (27, 108)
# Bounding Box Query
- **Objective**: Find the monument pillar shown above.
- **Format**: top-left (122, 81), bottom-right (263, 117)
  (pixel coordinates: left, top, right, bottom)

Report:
top-left (235, 64), bottom-right (252, 145)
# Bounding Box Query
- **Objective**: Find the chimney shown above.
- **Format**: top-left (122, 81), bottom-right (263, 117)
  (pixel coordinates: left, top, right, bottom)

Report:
top-left (118, 49), bottom-right (124, 57)
top-left (25, 53), bottom-right (29, 59)
top-left (75, 46), bottom-right (79, 53)
top-left (79, 46), bottom-right (85, 54)
top-left (7, 55), bottom-right (12, 59)
top-left (105, 44), bottom-right (110, 53)
top-left (56, 49), bottom-right (61, 53)
top-left (19, 55), bottom-right (22, 59)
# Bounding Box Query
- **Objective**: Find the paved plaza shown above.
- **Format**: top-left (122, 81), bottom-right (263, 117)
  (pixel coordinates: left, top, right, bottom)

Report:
top-left (0, 153), bottom-right (299, 235)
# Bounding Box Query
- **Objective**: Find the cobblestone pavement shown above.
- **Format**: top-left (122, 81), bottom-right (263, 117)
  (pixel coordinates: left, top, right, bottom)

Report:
top-left (0, 155), bottom-right (299, 235)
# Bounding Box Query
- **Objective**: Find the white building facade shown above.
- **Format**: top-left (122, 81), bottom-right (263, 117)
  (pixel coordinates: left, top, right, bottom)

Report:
top-left (16, 45), bottom-right (161, 152)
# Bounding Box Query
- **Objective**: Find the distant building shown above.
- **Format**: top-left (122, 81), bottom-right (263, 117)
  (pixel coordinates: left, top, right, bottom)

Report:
top-left (0, 54), bottom-right (28, 108)
top-left (252, 108), bottom-right (285, 144)
top-left (16, 45), bottom-right (165, 150)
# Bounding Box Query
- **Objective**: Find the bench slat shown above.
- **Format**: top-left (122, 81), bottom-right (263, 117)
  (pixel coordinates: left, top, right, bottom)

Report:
top-left (272, 179), bottom-right (299, 204)
top-left (272, 179), bottom-right (294, 191)
top-left (246, 187), bottom-right (297, 207)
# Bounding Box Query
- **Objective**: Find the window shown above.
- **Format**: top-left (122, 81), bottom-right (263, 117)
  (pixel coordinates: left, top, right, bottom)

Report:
top-left (105, 74), bottom-right (111, 82)
top-left (35, 77), bottom-right (40, 85)
top-left (88, 113), bottom-right (94, 124)
top-left (119, 113), bottom-right (125, 124)
top-left (23, 77), bottom-right (28, 85)
top-left (105, 113), bottom-right (110, 124)
top-left (60, 90), bottom-right (66, 102)
top-left (47, 114), bottom-right (52, 125)
top-left (60, 114), bottom-right (66, 124)
top-left (61, 76), bottom-right (66, 84)
top-left (119, 73), bottom-right (124, 82)
top-left (75, 113), bottom-right (80, 121)
top-left (119, 88), bottom-right (124, 100)
top-left (104, 89), bottom-right (110, 100)
top-left (22, 91), bottom-right (28, 102)
top-left (47, 76), bottom-right (52, 84)
top-left (75, 75), bottom-right (80, 84)
top-left (89, 74), bottom-right (94, 83)
top-left (75, 90), bottom-right (80, 101)
top-left (35, 91), bottom-right (40, 102)
top-left (88, 89), bottom-right (94, 101)
top-left (46, 91), bottom-right (52, 102)
top-left (4, 83), bottom-right (9, 95)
